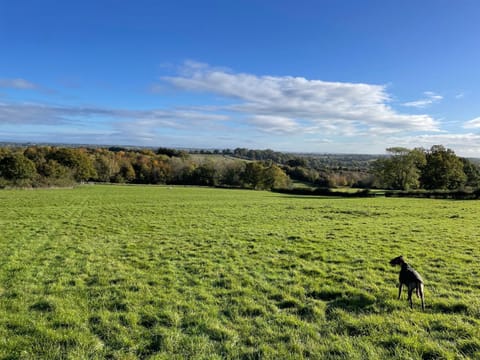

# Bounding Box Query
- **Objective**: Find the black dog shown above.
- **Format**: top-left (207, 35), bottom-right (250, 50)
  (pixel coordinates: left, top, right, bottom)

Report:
top-left (390, 256), bottom-right (425, 310)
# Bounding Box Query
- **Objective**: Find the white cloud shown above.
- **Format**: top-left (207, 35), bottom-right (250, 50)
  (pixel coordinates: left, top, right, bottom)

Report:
top-left (0, 100), bottom-right (236, 147)
top-left (0, 102), bottom-right (71, 125)
top-left (247, 115), bottom-right (300, 134)
top-left (385, 133), bottom-right (480, 157)
top-left (0, 78), bottom-right (56, 94)
top-left (0, 78), bottom-right (38, 89)
top-left (0, 102), bottom-right (227, 126)
top-left (403, 91), bottom-right (443, 108)
top-left (162, 62), bottom-right (439, 135)
top-left (463, 117), bottom-right (480, 129)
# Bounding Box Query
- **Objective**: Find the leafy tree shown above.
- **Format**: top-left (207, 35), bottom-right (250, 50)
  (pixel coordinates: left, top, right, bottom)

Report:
top-left (157, 147), bottom-right (188, 158)
top-left (35, 160), bottom-right (75, 186)
top-left (287, 158), bottom-right (307, 167)
top-left (168, 157), bottom-right (195, 185)
top-left (285, 166), bottom-right (319, 184)
top-left (192, 163), bottom-right (219, 186)
top-left (460, 158), bottom-right (480, 188)
top-left (151, 159), bottom-right (171, 184)
top-left (420, 145), bottom-right (466, 190)
top-left (116, 161), bottom-right (136, 183)
top-left (372, 147), bottom-right (426, 190)
top-left (221, 162), bottom-right (245, 187)
top-left (0, 153), bottom-right (37, 184)
top-left (47, 148), bottom-right (97, 182)
top-left (262, 164), bottom-right (291, 189)
top-left (132, 155), bottom-right (153, 183)
top-left (240, 162), bottom-right (291, 190)
top-left (94, 154), bottom-right (120, 182)
top-left (241, 162), bottom-right (265, 189)
top-left (38, 159), bottom-right (72, 179)
top-left (24, 146), bottom-right (49, 163)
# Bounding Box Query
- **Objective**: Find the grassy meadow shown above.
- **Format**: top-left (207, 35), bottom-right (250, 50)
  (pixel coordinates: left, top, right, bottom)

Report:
top-left (0, 185), bottom-right (480, 359)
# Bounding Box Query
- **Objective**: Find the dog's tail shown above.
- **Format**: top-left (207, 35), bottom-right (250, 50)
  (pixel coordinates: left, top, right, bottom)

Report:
top-left (416, 282), bottom-right (425, 311)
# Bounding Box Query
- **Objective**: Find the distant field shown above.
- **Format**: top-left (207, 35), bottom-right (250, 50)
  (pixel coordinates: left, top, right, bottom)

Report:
top-left (188, 154), bottom-right (247, 163)
top-left (1, 185), bottom-right (479, 359)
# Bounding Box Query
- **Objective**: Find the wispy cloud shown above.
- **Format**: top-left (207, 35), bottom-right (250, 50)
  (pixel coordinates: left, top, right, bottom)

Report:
top-left (0, 101), bottom-right (226, 125)
top-left (0, 78), bottom-right (38, 90)
top-left (390, 133), bottom-right (480, 157)
top-left (0, 98), bottom-right (241, 149)
top-left (248, 115), bottom-right (300, 134)
top-left (463, 117), bottom-right (480, 129)
top-left (403, 91), bottom-right (443, 108)
top-left (162, 62), bottom-right (439, 135)
top-left (0, 102), bottom-right (74, 125)
top-left (0, 78), bottom-right (57, 95)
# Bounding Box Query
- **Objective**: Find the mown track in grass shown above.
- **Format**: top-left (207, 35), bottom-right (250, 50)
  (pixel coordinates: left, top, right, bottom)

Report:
top-left (1, 185), bottom-right (480, 359)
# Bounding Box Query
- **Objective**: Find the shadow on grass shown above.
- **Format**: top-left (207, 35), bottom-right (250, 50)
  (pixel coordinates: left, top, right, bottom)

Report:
top-left (459, 339), bottom-right (480, 358)
top-left (307, 288), bottom-right (377, 315)
top-left (306, 289), bottom-right (343, 301)
top-left (327, 292), bottom-right (376, 313)
top-left (431, 301), bottom-right (469, 314)
top-left (29, 299), bottom-right (55, 313)
top-left (381, 336), bottom-right (446, 360)
top-left (318, 291), bottom-right (471, 315)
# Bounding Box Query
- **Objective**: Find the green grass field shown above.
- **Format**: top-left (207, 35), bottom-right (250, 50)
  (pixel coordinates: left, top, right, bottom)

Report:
top-left (1, 185), bottom-right (479, 359)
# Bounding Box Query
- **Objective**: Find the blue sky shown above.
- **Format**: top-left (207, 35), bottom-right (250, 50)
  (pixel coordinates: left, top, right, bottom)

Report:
top-left (1, 0), bottom-right (480, 156)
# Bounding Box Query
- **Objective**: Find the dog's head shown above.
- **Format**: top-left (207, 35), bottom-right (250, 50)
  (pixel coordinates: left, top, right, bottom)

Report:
top-left (389, 255), bottom-right (405, 266)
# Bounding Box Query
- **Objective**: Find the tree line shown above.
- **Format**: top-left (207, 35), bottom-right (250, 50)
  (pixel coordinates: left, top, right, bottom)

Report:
top-left (0, 145), bottom-right (378, 190)
top-left (0, 146), bottom-right (290, 190)
top-left (372, 146), bottom-right (480, 190)
top-left (1, 144), bottom-right (479, 193)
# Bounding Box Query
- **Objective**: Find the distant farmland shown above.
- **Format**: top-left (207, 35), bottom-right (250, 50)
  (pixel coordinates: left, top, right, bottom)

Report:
top-left (1, 185), bottom-right (479, 359)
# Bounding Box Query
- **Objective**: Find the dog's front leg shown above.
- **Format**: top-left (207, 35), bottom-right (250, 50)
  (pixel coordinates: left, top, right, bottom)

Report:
top-left (397, 283), bottom-right (403, 299)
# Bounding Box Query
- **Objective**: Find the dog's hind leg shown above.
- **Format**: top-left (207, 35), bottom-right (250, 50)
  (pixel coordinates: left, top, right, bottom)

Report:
top-left (418, 283), bottom-right (425, 311)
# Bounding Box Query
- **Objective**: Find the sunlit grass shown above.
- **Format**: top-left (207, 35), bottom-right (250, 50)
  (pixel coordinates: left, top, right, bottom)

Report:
top-left (0, 185), bottom-right (479, 358)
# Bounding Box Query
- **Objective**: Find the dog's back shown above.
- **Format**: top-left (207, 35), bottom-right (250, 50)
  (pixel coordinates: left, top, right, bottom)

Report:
top-left (400, 262), bottom-right (424, 285)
